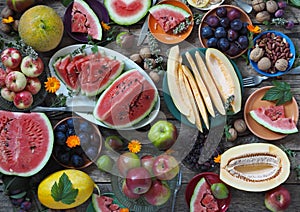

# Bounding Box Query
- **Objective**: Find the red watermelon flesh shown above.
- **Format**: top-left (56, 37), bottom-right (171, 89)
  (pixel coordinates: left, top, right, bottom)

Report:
top-left (71, 12), bottom-right (88, 33)
top-left (94, 69), bottom-right (158, 128)
top-left (0, 111), bottom-right (54, 177)
top-left (92, 194), bottom-right (123, 212)
top-left (149, 4), bottom-right (190, 32)
top-left (53, 54), bottom-right (75, 90)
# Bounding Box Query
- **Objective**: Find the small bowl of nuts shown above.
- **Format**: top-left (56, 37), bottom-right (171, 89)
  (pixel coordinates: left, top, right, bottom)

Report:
top-left (248, 30), bottom-right (295, 77)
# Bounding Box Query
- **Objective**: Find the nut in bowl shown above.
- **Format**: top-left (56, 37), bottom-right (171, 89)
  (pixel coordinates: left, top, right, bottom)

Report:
top-left (52, 116), bottom-right (103, 169)
top-left (248, 30), bottom-right (296, 77)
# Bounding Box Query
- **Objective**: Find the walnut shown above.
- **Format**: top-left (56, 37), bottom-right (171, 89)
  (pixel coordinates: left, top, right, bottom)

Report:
top-left (275, 58), bottom-right (288, 71)
top-left (256, 11), bottom-right (271, 23)
top-left (130, 54), bottom-right (142, 65)
top-left (257, 57), bottom-right (272, 71)
top-left (252, 0), bottom-right (266, 12)
top-left (266, 0), bottom-right (278, 13)
top-left (250, 47), bottom-right (264, 62)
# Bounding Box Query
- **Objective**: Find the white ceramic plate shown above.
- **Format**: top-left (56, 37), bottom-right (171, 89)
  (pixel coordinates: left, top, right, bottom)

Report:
top-left (49, 44), bottom-right (160, 130)
top-left (187, 0), bottom-right (225, 10)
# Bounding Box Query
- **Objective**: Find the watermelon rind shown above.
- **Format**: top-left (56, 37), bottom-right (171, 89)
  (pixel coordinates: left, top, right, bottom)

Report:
top-left (72, 0), bottom-right (102, 40)
top-left (104, 0), bottom-right (151, 25)
top-left (190, 177), bottom-right (206, 210)
top-left (0, 112), bottom-right (54, 177)
top-left (250, 108), bottom-right (298, 134)
top-left (149, 4), bottom-right (190, 19)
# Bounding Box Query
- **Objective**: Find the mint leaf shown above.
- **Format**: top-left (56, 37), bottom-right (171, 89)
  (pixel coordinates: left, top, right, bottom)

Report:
top-left (261, 80), bottom-right (293, 105)
top-left (51, 173), bottom-right (79, 205)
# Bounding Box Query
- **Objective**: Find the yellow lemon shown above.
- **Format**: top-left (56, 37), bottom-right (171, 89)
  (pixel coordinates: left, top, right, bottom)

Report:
top-left (37, 169), bottom-right (95, 209)
top-left (18, 5), bottom-right (64, 52)
top-left (188, 0), bottom-right (210, 8)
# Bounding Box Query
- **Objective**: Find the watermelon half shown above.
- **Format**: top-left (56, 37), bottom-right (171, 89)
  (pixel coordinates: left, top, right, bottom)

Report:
top-left (93, 69), bottom-right (158, 129)
top-left (0, 111), bottom-right (54, 176)
top-left (104, 0), bottom-right (151, 25)
top-left (250, 105), bottom-right (298, 134)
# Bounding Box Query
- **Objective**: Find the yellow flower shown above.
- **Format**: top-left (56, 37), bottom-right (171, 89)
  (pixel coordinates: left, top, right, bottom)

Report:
top-left (128, 140), bottom-right (142, 153)
top-left (247, 25), bottom-right (261, 34)
top-left (66, 135), bottom-right (81, 148)
top-left (101, 21), bottom-right (111, 31)
top-left (214, 154), bottom-right (221, 163)
top-left (44, 77), bottom-right (60, 93)
top-left (2, 16), bottom-right (14, 24)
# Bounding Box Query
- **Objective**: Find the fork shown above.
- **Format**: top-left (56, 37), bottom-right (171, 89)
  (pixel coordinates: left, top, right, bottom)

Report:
top-left (171, 171), bottom-right (182, 212)
top-left (242, 75), bottom-right (269, 87)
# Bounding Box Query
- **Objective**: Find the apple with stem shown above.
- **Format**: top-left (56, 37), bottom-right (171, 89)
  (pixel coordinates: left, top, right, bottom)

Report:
top-left (265, 186), bottom-right (291, 212)
top-left (141, 154), bottom-right (155, 177)
top-left (152, 154), bottom-right (179, 181)
top-left (13, 90), bottom-right (33, 109)
top-left (25, 77), bottom-right (41, 95)
top-left (144, 179), bottom-right (171, 206)
top-left (5, 71), bottom-right (27, 92)
top-left (20, 56), bottom-right (44, 77)
top-left (1, 48), bottom-right (22, 69)
top-left (1, 87), bottom-right (15, 102)
top-left (125, 167), bottom-right (152, 195)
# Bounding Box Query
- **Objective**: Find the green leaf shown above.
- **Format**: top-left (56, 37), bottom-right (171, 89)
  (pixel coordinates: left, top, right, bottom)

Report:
top-left (262, 80), bottom-right (293, 105)
top-left (51, 173), bottom-right (79, 205)
top-left (262, 88), bottom-right (283, 101)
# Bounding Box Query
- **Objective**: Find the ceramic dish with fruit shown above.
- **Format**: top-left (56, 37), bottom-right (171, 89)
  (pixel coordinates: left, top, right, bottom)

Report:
top-left (199, 5), bottom-right (252, 59)
top-left (52, 116), bottom-right (103, 169)
top-left (248, 30), bottom-right (296, 77)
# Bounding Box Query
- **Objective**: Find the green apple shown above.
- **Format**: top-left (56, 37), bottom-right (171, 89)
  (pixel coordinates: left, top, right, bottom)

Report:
top-left (96, 155), bottom-right (114, 173)
top-left (148, 120), bottom-right (178, 151)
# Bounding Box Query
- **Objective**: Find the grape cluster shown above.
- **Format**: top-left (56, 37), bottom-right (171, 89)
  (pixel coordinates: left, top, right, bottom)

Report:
top-left (182, 132), bottom-right (224, 172)
top-left (200, 7), bottom-right (249, 57)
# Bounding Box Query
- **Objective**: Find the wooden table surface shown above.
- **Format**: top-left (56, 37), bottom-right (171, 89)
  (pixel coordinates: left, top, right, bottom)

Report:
top-left (0, 0), bottom-right (300, 211)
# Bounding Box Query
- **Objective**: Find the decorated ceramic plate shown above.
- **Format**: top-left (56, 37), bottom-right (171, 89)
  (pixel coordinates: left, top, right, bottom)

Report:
top-left (49, 44), bottom-right (160, 130)
top-left (185, 172), bottom-right (231, 211)
top-left (244, 86), bottom-right (299, 140)
top-left (187, 0), bottom-right (225, 10)
top-left (63, 0), bottom-right (109, 43)
top-left (148, 0), bottom-right (194, 44)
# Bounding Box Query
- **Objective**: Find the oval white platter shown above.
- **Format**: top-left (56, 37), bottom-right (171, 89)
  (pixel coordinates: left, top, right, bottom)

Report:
top-left (49, 44), bottom-right (160, 130)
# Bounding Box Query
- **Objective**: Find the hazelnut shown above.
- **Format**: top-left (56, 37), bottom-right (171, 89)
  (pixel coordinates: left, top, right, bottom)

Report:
top-left (266, 0), bottom-right (278, 13)
top-left (257, 57), bottom-right (272, 71)
top-left (139, 47), bottom-right (152, 59)
top-left (275, 58), bottom-right (288, 71)
top-left (227, 128), bottom-right (237, 142)
top-left (130, 54), bottom-right (142, 64)
top-left (149, 71), bottom-right (160, 84)
top-left (256, 11), bottom-right (271, 23)
top-left (233, 119), bottom-right (247, 133)
top-left (250, 47), bottom-right (264, 62)
top-left (252, 0), bottom-right (266, 12)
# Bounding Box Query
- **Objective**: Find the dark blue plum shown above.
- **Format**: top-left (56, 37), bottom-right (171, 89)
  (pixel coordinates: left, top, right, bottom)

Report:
top-left (55, 131), bottom-right (67, 145)
top-left (230, 19), bottom-right (243, 31)
top-left (205, 15), bottom-right (219, 28)
top-left (239, 22), bottom-right (249, 35)
top-left (227, 8), bottom-right (241, 21)
top-left (206, 37), bottom-right (218, 48)
top-left (77, 132), bottom-right (90, 146)
top-left (20, 200), bottom-right (32, 210)
top-left (214, 27), bottom-right (227, 38)
top-left (227, 29), bottom-right (238, 41)
top-left (201, 26), bottom-right (214, 39)
top-left (55, 123), bottom-right (67, 132)
top-left (66, 118), bottom-right (74, 128)
top-left (226, 42), bottom-right (242, 57)
top-left (58, 152), bottom-right (70, 164)
top-left (217, 38), bottom-right (230, 52)
top-left (216, 7), bottom-right (227, 17)
top-left (66, 128), bottom-right (76, 137)
top-left (219, 17), bottom-right (230, 28)
top-left (71, 154), bottom-right (85, 167)
top-left (237, 35), bottom-right (249, 49)
top-left (84, 146), bottom-right (99, 160)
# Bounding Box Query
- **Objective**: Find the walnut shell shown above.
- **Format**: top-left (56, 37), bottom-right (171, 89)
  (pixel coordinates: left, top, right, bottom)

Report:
top-left (275, 58), bottom-right (288, 71)
top-left (256, 11), bottom-right (271, 23)
top-left (266, 0), bottom-right (278, 13)
top-left (250, 47), bottom-right (264, 62)
top-left (252, 0), bottom-right (266, 12)
top-left (257, 57), bottom-right (272, 71)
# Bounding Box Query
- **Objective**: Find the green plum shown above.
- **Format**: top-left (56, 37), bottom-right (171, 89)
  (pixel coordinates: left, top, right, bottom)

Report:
top-left (104, 135), bottom-right (124, 152)
top-left (96, 155), bottom-right (114, 173)
top-left (210, 183), bottom-right (229, 199)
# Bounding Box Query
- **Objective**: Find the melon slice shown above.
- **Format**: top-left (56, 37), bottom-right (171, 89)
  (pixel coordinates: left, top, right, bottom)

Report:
top-left (250, 105), bottom-right (298, 134)
top-left (72, 0), bottom-right (102, 40)
top-left (93, 69), bottom-right (158, 128)
top-left (104, 0), bottom-right (151, 25)
top-left (0, 111), bottom-right (54, 177)
top-left (149, 4), bottom-right (190, 32)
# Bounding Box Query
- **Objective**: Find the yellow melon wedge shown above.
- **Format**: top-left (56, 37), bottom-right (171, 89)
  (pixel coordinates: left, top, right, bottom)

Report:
top-left (185, 51), bottom-right (215, 118)
top-left (205, 48), bottom-right (242, 114)
top-left (177, 65), bottom-right (195, 124)
top-left (195, 51), bottom-right (226, 115)
top-left (167, 45), bottom-right (190, 116)
top-left (182, 65), bottom-right (209, 130)
top-left (182, 70), bottom-right (203, 132)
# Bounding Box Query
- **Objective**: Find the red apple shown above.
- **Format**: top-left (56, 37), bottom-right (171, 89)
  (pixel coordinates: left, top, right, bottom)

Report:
top-left (1, 47), bottom-right (22, 69)
top-left (265, 186), bottom-right (291, 212)
top-left (144, 179), bottom-right (171, 206)
top-left (152, 154), bottom-right (179, 181)
top-left (0, 68), bottom-right (7, 87)
top-left (5, 71), bottom-right (27, 92)
top-left (117, 152), bottom-right (141, 177)
top-left (20, 56), bottom-right (44, 77)
top-left (141, 154), bottom-right (155, 177)
top-left (125, 167), bottom-right (152, 195)
top-left (121, 179), bottom-right (140, 199)
top-left (13, 90), bottom-right (33, 109)
top-left (25, 77), bottom-right (41, 95)
top-left (1, 87), bottom-right (15, 102)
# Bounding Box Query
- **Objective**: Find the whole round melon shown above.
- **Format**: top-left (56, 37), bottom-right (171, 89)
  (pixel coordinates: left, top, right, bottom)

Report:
top-left (104, 0), bottom-right (151, 25)
top-left (18, 5), bottom-right (64, 52)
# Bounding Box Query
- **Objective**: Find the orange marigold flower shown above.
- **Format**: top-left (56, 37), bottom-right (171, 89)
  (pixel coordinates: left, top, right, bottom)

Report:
top-left (128, 140), bottom-right (141, 153)
top-left (120, 208), bottom-right (129, 212)
top-left (44, 77), bottom-right (60, 93)
top-left (66, 135), bottom-right (81, 148)
top-left (214, 154), bottom-right (221, 163)
top-left (2, 16), bottom-right (14, 24)
top-left (101, 21), bottom-right (111, 31)
top-left (247, 25), bottom-right (261, 34)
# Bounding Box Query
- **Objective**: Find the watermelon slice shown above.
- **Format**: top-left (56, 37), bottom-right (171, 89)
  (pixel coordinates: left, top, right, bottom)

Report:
top-left (93, 69), bottom-right (158, 128)
top-left (0, 111), bottom-right (54, 177)
top-left (104, 0), bottom-right (151, 25)
top-left (92, 194), bottom-right (126, 212)
top-left (71, 0), bottom-right (102, 40)
top-left (149, 4), bottom-right (190, 32)
top-left (250, 105), bottom-right (298, 134)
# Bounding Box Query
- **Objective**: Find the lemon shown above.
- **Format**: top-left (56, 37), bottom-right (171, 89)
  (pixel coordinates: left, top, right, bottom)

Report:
top-left (37, 169), bottom-right (95, 209)
top-left (189, 0), bottom-right (210, 8)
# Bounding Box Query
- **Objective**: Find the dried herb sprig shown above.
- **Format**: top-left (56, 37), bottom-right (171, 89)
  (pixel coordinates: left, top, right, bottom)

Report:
top-left (281, 144), bottom-right (300, 180)
top-left (173, 18), bottom-right (192, 34)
